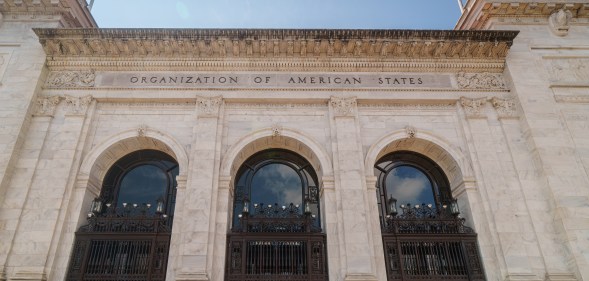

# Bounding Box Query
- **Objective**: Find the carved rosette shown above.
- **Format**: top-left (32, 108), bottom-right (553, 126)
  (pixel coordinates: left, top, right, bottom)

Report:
top-left (491, 97), bottom-right (518, 118)
top-left (456, 72), bottom-right (506, 90)
top-left (330, 96), bottom-right (357, 117)
top-left (549, 8), bottom-right (573, 37)
top-left (460, 97), bottom-right (487, 118)
top-left (47, 71), bottom-right (96, 88)
top-left (197, 96), bottom-right (223, 117)
top-left (33, 95), bottom-right (61, 117)
top-left (64, 95), bottom-right (93, 116)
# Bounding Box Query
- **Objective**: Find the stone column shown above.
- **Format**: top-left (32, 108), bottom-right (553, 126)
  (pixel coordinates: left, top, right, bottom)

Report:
top-left (0, 96), bottom-right (60, 280)
top-left (210, 176), bottom-right (231, 281)
top-left (5, 95), bottom-right (93, 281)
top-left (459, 97), bottom-right (544, 281)
top-left (328, 96), bottom-right (378, 281)
top-left (175, 96), bottom-right (223, 281)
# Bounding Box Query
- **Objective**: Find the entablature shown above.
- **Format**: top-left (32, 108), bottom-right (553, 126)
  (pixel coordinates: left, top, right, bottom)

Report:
top-left (34, 28), bottom-right (518, 72)
top-left (0, 0), bottom-right (96, 27)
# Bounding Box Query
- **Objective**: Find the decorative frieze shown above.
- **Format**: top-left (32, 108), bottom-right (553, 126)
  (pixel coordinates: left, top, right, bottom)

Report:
top-left (460, 97), bottom-right (488, 118)
top-left (456, 72), bottom-right (506, 90)
top-left (64, 95), bottom-right (93, 116)
top-left (46, 71), bottom-right (96, 88)
top-left (197, 96), bottom-right (223, 117)
top-left (33, 95), bottom-right (61, 117)
top-left (330, 96), bottom-right (357, 117)
top-left (491, 97), bottom-right (518, 118)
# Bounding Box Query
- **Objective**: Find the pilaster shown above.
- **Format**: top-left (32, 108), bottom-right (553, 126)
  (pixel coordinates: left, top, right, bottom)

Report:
top-left (328, 96), bottom-right (378, 281)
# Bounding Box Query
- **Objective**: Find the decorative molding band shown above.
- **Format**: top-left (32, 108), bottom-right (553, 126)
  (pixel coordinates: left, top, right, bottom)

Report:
top-left (33, 95), bottom-right (61, 117)
top-left (225, 103), bottom-right (325, 109)
top-left (460, 96), bottom-right (488, 118)
top-left (0, 0), bottom-right (95, 28)
top-left (46, 70), bottom-right (95, 88)
top-left (64, 95), bottom-right (92, 116)
top-left (44, 59), bottom-right (507, 73)
top-left (554, 95), bottom-right (589, 103)
top-left (456, 72), bottom-right (506, 90)
top-left (357, 103), bottom-right (456, 110)
top-left (491, 97), bottom-right (518, 118)
top-left (330, 96), bottom-right (357, 117)
top-left (458, 2), bottom-right (589, 30)
top-left (196, 96), bottom-right (223, 117)
top-left (34, 28), bottom-right (517, 61)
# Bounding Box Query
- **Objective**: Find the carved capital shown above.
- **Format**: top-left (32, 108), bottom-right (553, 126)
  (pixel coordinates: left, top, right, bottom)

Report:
top-left (64, 95), bottom-right (93, 116)
top-left (46, 70), bottom-right (96, 88)
top-left (491, 97), bottom-right (518, 118)
top-left (196, 96), bottom-right (223, 117)
top-left (33, 95), bottom-right (62, 117)
top-left (460, 97), bottom-right (487, 118)
top-left (549, 8), bottom-right (573, 37)
top-left (330, 96), bottom-right (357, 117)
top-left (456, 72), bottom-right (506, 90)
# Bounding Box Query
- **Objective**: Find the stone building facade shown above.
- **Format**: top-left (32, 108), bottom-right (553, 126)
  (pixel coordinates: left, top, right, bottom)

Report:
top-left (0, 0), bottom-right (588, 281)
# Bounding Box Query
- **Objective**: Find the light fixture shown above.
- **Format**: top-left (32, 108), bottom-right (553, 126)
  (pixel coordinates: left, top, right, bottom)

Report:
top-left (90, 198), bottom-right (102, 214)
top-left (450, 199), bottom-right (460, 216)
top-left (387, 196), bottom-right (398, 216)
top-left (156, 197), bottom-right (165, 214)
top-left (242, 197), bottom-right (250, 214)
top-left (304, 199), bottom-right (312, 215)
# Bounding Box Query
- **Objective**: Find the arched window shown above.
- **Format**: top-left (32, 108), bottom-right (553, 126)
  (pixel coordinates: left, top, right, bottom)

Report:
top-left (67, 150), bottom-right (178, 281)
top-left (375, 151), bottom-right (485, 281)
top-left (226, 149), bottom-right (327, 280)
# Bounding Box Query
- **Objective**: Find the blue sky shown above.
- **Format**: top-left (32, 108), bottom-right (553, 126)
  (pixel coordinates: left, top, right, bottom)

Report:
top-left (92, 0), bottom-right (463, 29)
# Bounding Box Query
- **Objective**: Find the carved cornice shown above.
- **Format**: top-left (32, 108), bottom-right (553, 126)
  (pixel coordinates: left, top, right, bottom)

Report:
top-left (457, 1), bottom-right (589, 30)
top-left (64, 94), bottom-right (92, 116)
top-left (330, 96), bottom-right (357, 117)
top-left (33, 95), bottom-right (61, 117)
top-left (33, 29), bottom-right (517, 72)
top-left (456, 72), bottom-right (506, 90)
top-left (196, 96), bottom-right (223, 117)
top-left (460, 96), bottom-right (488, 118)
top-left (0, 0), bottom-right (96, 28)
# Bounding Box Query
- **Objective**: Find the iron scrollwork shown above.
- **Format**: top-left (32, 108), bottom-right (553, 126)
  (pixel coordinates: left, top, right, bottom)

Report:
top-left (383, 203), bottom-right (474, 235)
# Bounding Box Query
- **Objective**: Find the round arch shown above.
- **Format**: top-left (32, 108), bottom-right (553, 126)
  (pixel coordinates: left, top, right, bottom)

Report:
top-left (365, 129), bottom-right (473, 189)
top-left (79, 128), bottom-right (189, 185)
top-left (221, 127), bottom-right (333, 180)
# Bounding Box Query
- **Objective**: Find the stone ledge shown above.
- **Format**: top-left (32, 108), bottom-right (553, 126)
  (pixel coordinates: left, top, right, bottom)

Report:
top-left (344, 273), bottom-right (379, 281)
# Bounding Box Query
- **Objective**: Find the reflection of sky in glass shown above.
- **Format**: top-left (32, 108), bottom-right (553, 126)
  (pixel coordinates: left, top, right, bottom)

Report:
top-left (385, 166), bottom-right (435, 205)
top-left (250, 163), bottom-right (302, 206)
top-left (117, 165), bottom-right (168, 212)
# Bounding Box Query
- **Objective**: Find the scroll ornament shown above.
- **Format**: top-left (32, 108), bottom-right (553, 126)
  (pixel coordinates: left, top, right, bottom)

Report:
top-left (330, 96), bottom-right (357, 117)
top-left (197, 96), bottom-right (223, 117)
top-left (64, 95), bottom-right (93, 115)
top-left (460, 97), bottom-right (487, 117)
top-left (34, 95), bottom-right (61, 117)
top-left (491, 97), bottom-right (518, 118)
top-left (456, 72), bottom-right (506, 90)
top-left (47, 71), bottom-right (96, 88)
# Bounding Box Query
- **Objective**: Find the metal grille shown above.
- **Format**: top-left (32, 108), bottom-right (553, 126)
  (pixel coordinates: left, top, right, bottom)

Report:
top-left (66, 217), bottom-right (170, 281)
top-left (226, 234), bottom-right (327, 281)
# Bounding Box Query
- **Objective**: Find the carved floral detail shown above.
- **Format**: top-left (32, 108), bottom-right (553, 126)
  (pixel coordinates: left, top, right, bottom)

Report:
top-left (137, 124), bottom-right (148, 137)
top-left (460, 97), bottom-right (487, 118)
top-left (64, 95), bottom-right (93, 115)
top-left (47, 71), bottom-right (96, 88)
top-left (549, 8), bottom-right (573, 37)
top-left (456, 72), bottom-right (506, 90)
top-left (491, 97), bottom-right (518, 118)
top-left (271, 124), bottom-right (283, 137)
top-left (197, 96), bottom-right (223, 117)
top-left (405, 126), bottom-right (416, 138)
top-left (330, 96), bottom-right (357, 117)
top-left (34, 95), bottom-right (62, 117)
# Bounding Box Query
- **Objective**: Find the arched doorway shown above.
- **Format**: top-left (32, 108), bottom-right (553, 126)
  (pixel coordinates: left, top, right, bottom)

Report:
top-left (225, 149), bottom-right (327, 281)
top-left (67, 149), bottom-right (179, 281)
top-left (376, 151), bottom-right (485, 280)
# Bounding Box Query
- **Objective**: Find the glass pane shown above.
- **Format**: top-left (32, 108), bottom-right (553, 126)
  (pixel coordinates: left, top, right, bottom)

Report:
top-left (250, 163), bottom-right (303, 206)
top-left (117, 164), bottom-right (168, 212)
top-left (385, 165), bottom-right (435, 206)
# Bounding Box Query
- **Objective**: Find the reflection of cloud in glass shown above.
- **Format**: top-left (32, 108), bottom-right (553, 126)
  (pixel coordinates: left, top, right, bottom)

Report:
top-left (386, 166), bottom-right (435, 205)
top-left (117, 165), bottom-right (168, 211)
top-left (251, 164), bottom-right (302, 205)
